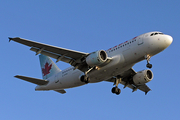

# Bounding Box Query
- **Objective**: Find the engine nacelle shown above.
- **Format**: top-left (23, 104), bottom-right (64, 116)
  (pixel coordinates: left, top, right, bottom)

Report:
top-left (86, 50), bottom-right (108, 67)
top-left (133, 70), bottom-right (153, 85)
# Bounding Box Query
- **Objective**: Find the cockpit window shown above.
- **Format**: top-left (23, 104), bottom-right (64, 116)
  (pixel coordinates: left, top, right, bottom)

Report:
top-left (150, 32), bottom-right (164, 36)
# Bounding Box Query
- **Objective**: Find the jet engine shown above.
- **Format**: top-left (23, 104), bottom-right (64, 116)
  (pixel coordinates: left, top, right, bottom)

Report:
top-left (86, 50), bottom-right (108, 67)
top-left (133, 70), bottom-right (153, 85)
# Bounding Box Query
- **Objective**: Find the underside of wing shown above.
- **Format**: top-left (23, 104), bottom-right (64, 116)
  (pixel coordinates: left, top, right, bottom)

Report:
top-left (106, 68), bottom-right (151, 94)
top-left (15, 75), bottom-right (48, 85)
top-left (9, 37), bottom-right (89, 71)
top-left (9, 37), bottom-right (113, 73)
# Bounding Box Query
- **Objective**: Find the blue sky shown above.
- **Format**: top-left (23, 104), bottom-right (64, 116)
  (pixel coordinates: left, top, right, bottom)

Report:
top-left (1, 1), bottom-right (180, 120)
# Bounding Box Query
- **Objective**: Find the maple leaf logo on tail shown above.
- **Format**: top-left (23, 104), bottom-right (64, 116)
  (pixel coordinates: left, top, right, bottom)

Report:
top-left (42, 62), bottom-right (52, 76)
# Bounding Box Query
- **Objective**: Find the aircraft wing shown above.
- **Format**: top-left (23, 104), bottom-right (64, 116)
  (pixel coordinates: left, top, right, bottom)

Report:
top-left (9, 37), bottom-right (89, 71)
top-left (15, 75), bottom-right (49, 85)
top-left (106, 68), bottom-right (151, 95)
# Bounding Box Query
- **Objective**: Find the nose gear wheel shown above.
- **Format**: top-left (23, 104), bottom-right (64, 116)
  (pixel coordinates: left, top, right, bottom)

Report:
top-left (146, 63), bottom-right (152, 68)
top-left (145, 55), bottom-right (152, 68)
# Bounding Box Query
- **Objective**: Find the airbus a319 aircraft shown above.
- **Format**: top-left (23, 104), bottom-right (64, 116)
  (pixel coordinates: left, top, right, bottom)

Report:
top-left (9, 31), bottom-right (173, 95)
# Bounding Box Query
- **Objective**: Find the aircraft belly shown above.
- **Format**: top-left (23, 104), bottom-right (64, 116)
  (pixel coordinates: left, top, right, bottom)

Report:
top-left (59, 71), bottom-right (85, 89)
top-left (44, 70), bottom-right (85, 90)
top-left (88, 57), bottom-right (134, 83)
top-left (88, 55), bottom-right (123, 82)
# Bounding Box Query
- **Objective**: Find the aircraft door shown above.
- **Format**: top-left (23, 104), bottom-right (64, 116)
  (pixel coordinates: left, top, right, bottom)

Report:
top-left (55, 75), bottom-right (59, 83)
top-left (137, 35), bottom-right (144, 45)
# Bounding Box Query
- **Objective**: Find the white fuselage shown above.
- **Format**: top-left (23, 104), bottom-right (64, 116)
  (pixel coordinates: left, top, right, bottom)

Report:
top-left (35, 31), bottom-right (173, 91)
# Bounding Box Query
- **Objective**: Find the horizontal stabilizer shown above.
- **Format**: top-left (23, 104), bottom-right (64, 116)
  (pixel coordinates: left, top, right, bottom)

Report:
top-left (15, 75), bottom-right (49, 85)
top-left (54, 90), bottom-right (66, 94)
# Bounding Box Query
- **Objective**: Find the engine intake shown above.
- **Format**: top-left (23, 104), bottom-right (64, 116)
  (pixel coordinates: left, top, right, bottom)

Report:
top-left (86, 50), bottom-right (108, 67)
top-left (133, 69), bottom-right (153, 85)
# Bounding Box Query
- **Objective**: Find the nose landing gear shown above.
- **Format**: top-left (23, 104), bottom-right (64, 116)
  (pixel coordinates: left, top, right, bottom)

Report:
top-left (111, 76), bottom-right (121, 95)
top-left (146, 63), bottom-right (152, 69)
top-left (145, 55), bottom-right (152, 69)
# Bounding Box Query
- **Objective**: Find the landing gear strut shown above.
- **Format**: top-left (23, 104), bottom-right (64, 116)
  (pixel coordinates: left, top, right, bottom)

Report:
top-left (80, 67), bottom-right (96, 84)
top-left (145, 55), bottom-right (152, 69)
top-left (111, 76), bottom-right (121, 95)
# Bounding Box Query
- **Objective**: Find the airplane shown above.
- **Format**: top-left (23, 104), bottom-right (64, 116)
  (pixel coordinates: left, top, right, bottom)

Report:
top-left (9, 31), bottom-right (173, 95)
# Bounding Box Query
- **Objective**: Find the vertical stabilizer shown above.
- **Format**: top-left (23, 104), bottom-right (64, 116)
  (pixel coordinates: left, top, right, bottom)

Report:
top-left (39, 54), bottom-right (61, 79)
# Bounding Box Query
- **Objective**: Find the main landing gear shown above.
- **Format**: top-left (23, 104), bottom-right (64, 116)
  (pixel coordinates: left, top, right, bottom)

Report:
top-left (80, 67), bottom-right (96, 84)
top-left (145, 55), bottom-right (152, 69)
top-left (111, 76), bottom-right (121, 95)
top-left (80, 75), bottom-right (90, 84)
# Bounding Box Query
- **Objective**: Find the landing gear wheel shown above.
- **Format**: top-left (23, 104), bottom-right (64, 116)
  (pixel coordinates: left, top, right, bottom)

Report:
top-left (80, 75), bottom-right (85, 82)
top-left (116, 88), bottom-right (121, 95)
top-left (111, 87), bottom-right (116, 93)
top-left (111, 87), bottom-right (121, 95)
top-left (84, 77), bottom-right (90, 84)
top-left (146, 63), bottom-right (152, 69)
top-left (80, 75), bottom-right (90, 84)
top-left (145, 55), bottom-right (152, 69)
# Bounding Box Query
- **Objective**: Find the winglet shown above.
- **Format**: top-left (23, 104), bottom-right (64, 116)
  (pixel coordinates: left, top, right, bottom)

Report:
top-left (145, 89), bottom-right (152, 95)
top-left (8, 37), bottom-right (13, 42)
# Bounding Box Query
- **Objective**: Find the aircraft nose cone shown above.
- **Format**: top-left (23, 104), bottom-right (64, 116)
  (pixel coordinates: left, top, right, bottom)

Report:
top-left (165, 35), bottom-right (173, 46)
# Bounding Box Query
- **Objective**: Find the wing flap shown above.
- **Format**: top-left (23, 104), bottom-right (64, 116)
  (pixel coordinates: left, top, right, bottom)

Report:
top-left (138, 84), bottom-right (151, 94)
top-left (30, 47), bottom-right (72, 63)
top-left (106, 68), bottom-right (151, 94)
top-left (15, 75), bottom-right (48, 85)
top-left (9, 37), bottom-right (88, 61)
top-left (54, 90), bottom-right (66, 94)
top-left (120, 81), bottom-right (151, 94)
